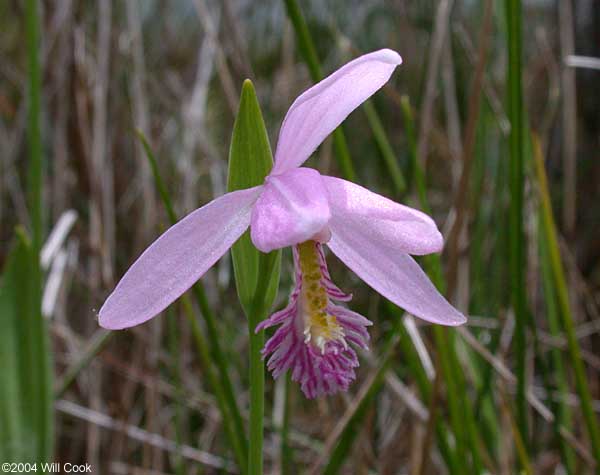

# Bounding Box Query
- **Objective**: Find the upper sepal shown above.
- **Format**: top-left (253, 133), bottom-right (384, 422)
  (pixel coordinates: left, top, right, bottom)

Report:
top-left (272, 49), bottom-right (402, 174)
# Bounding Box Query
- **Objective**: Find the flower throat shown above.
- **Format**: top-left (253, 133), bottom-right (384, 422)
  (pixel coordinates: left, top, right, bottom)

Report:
top-left (297, 241), bottom-right (345, 352)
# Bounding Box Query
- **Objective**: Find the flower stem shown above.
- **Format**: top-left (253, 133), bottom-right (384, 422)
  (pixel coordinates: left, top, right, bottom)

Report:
top-left (247, 251), bottom-right (279, 475)
top-left (247, 318), bottom-right (265, 475)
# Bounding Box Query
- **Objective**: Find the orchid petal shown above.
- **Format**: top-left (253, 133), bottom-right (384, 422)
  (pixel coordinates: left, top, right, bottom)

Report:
top-left (250, 168), bottom-right (330, 253)
top-left (272, 49), bottom-right (402, 174)
top-left (99, 187), bottom-right (262, 330)
top-left (327, 215), bottom-right (466, 326)
top-left (324, 176), bottom-right (443, 255)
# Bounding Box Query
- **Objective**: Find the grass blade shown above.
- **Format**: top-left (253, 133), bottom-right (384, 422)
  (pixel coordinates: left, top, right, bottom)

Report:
top-left (504, 0), bottom-right (529, 445)
top-left (0, 231), bottom-right (29, 460)
top-left (0, 229), bottom-right (52, 461)
top-left (538, 224), bottom-right (576, 474)
top-left (532, 134), bottom-right (600, 470)
top-left (24, 0), bottom-right (53, 460)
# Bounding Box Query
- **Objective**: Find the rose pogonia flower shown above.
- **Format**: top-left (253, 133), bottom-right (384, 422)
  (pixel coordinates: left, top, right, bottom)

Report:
top-left (99, 49), bottom-right (466, 398)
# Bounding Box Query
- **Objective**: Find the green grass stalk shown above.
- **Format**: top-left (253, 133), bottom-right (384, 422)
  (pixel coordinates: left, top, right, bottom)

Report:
top-left (26, 0), bottom-right (53, 460)
top-left (504, 0), bottom-right (529, 445)
top-left (532, 135), bottom-right (600, 471)
top-left (538, 231), bottom-right (576, 474)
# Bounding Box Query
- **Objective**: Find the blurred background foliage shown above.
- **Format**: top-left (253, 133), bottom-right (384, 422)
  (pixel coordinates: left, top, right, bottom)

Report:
top-left (1, 0), bottom-right (600, 473)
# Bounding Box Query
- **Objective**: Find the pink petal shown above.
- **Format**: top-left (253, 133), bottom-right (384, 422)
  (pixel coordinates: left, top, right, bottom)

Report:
top-left (272, 49), bottom-right (402, 175)
top-left (324, 176), bottom-right (443, 255)
top-left (327, 215), bottom-right (466, 326)
top-left (250, 168), bottom-right (330, 253)
top-left (99, 187), bottom-right (262, 330)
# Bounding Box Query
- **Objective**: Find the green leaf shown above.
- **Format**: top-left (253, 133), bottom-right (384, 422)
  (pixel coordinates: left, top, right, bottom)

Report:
top-left (0, 228), bottom-right (53, 462)
top-left (227, 79), bottom-right (283, 475)
top-left (227, 79), bottom-right (281, 315)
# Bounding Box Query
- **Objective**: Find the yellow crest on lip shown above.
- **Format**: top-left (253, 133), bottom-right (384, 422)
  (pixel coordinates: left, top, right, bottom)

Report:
top-left (297, 241), bottom-right (345, 352)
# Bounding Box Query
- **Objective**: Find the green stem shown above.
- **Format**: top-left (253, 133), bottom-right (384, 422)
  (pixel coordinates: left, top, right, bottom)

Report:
top-left (505, 0), bottom-right (528, 446)
top-left (248, 251), bottom-right (279, 475)
top-left (247, 319), bottom-right (265, 475)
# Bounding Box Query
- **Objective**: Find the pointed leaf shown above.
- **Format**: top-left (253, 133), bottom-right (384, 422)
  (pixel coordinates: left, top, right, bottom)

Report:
top-left (227, 80), bottom-right (281, 315)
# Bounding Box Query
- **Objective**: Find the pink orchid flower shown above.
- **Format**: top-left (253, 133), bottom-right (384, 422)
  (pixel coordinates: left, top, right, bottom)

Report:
top-left (99, 49), bottom-right (466, 398)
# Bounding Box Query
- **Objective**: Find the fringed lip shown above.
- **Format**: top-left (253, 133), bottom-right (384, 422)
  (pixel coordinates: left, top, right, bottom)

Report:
top-left (256, 241), bottom-right (372, 398)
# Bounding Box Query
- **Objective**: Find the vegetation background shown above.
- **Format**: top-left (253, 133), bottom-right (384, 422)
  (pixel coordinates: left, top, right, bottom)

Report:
top-left (1, 0), bottom-right (599, 474)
